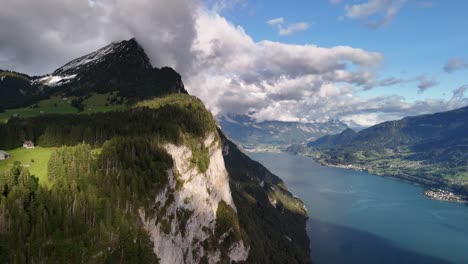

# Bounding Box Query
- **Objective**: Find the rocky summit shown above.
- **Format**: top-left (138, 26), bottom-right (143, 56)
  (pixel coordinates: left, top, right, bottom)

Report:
top-left (0, 38), bottom-right (186, 109)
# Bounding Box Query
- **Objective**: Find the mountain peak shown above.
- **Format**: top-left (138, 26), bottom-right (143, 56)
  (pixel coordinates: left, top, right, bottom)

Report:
top-left (53, 38), bottom-right (152, 76)
top-left (2, 38), bottom-right (187, 108)
top-left (44, 38), bottom-right (187, 97)
top-left (341, 128), bottom-right (356, 135)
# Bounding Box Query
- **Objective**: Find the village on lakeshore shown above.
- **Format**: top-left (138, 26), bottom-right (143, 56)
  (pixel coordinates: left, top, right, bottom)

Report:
top-left (424, 189), bottom-right (467, 203)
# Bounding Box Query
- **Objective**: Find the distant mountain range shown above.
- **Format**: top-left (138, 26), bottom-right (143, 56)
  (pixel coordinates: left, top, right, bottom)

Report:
top-left (305, 106), bottom-right (468, 198)
top-left (218, 114), bottom-right (348, 151)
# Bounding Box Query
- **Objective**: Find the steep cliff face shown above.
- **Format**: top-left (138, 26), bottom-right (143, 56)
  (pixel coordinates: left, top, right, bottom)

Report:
top-left (220, 130), bottom-right (311, 264)
top-left (139, 133), bottom-right (249, 264)
top-left (139, 129), bottom-right (311, 264)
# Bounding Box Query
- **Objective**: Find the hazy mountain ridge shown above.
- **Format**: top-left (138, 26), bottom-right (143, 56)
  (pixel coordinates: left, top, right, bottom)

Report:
top-left (307, 106), bottom-right (468, 198)
top-left (218, 114), bottom-right (348, 151)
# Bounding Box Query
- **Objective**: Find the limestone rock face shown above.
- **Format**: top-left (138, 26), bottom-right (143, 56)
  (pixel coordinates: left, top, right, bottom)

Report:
top-left (139, 133), bottom-right (249, 264)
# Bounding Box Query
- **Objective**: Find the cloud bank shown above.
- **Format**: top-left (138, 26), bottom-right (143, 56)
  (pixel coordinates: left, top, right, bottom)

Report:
top-left (0, 0), bottom-right (466, 126)
top-left (187, 11), bottom-right (466, 125)
top-left (0, 0), bottom-right (198, 75)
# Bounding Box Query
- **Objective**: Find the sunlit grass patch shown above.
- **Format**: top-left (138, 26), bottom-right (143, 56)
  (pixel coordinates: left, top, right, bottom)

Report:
top-left (0, 146), bottom-right (55, 187)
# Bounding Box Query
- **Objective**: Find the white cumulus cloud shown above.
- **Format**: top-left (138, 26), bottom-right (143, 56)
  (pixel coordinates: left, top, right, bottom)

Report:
top-left (267, 17), bottom-right (284, 25)
top-left (266, 17), bottom-right (310, 36)
top-left (345, 0), bottom-right (405, 29)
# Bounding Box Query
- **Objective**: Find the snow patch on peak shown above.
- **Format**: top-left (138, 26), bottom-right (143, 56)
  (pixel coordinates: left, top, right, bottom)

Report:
top-left (53, 39), bottom-right (151, 75)
top-left (298, 124), bottom-right (316, 133)
top-left (36, 74), bottom-right (77, 86)
top-left (54, 43), bottom-right (118, 74)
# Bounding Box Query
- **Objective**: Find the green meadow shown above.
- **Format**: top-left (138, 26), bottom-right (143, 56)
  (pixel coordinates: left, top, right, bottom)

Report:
top-left (82, 92), bottom-right (127, 113)
top-left (0, 93), bottom-right (127, 122)
top-left (0, 97), bottom-right (77, 122)
top-left (0, 147), bottom-right (54, 187)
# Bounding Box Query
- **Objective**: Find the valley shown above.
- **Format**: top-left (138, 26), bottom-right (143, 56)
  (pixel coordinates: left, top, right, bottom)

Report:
top-left (218, 106), bottom-right (468, 204)
top-left (217, 114), bottom-right (348, 152)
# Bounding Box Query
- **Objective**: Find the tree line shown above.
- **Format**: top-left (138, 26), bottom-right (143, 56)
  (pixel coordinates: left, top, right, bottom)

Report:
top-left (0, 100), bottom-right (216, 150)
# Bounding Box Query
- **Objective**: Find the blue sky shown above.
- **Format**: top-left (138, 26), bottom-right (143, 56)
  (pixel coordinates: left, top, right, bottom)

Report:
top-left (1, 0), bottom-right (467, 126)
top-left (218, 0), bottom-right (468, 103)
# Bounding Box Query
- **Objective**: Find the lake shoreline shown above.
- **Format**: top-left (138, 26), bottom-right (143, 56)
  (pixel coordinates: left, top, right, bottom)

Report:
top-left (314, 157), bottom-right (468, 205)
top-left (247, 148), bottom-right (468, 205)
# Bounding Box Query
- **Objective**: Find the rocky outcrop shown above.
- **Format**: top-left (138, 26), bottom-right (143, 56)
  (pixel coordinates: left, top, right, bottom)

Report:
top-left (139, 133), bottom-right (249, 264)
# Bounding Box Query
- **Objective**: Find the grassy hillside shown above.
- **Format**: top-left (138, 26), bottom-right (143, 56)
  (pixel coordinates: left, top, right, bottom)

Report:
top-left (0, 93), bottom-right (128, 122)
top-left (0, 97), bottom-right (77, 122)
top-left (81, 92), bottom-right (127, 113)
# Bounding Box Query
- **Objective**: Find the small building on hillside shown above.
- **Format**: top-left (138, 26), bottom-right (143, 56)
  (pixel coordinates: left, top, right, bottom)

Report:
top-left (23, 141), bottom-right (35, 149)
top-left (0, 150), bottom-right (10, 160)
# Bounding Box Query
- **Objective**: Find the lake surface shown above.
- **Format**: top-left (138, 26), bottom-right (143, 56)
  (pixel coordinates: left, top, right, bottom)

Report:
top-left (249, 152), bottom-right (468, 264)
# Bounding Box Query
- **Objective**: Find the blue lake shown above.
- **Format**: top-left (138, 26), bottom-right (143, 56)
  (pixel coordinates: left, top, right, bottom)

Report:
top-left (249, 152), bottom-right (468, 264)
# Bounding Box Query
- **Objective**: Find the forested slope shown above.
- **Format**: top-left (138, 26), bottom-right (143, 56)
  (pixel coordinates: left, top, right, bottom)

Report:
top-left (0, 94), bottom-right (215, 262)
top-left (0, 93), bottom-right (311, 263)
top-left (0, 38), bottom-right (311, 263)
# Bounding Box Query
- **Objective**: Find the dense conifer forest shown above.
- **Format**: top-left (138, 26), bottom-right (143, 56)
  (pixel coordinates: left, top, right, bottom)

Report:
top-left (0, 94), bottom-right (216, 263)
